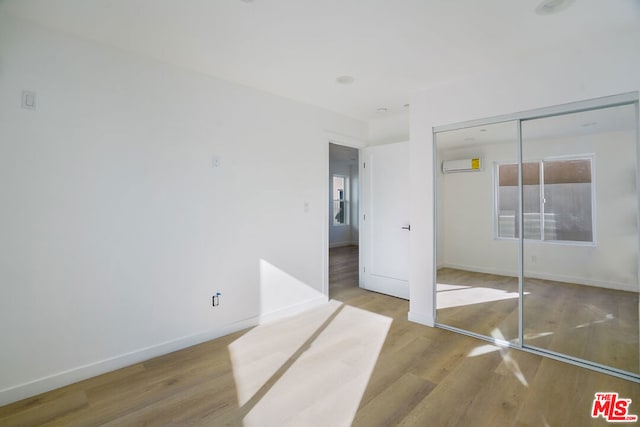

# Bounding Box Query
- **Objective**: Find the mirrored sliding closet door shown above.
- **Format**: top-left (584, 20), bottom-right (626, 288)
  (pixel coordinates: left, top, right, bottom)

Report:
top-left (434, 94), bottom-right (640, 380)
top-left (435, 120), bottom-right (521, 344)
top-left (521, 103), bottom-right (639, 376)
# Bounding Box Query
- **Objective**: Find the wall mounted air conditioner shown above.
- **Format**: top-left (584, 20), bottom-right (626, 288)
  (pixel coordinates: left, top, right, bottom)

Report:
top-left (442, 158), bottom-right (482, 173)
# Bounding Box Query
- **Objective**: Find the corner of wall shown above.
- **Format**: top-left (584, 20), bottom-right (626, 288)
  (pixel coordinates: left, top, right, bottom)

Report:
top-left (408, 310), bottom-right (434, 327)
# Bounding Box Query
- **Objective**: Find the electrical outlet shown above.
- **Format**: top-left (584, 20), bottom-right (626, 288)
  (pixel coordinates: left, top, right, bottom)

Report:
top-left (212, 292), bottom-right (221, 307)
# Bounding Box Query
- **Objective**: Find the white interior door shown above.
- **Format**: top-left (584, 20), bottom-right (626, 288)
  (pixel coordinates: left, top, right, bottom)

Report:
top-left (360, 141), bottom-right (410, 299)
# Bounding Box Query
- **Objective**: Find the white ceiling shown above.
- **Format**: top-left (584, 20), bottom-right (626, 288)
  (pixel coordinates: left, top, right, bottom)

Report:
top-left (330, 143), bottom-right (358, 165)
top-left (2, 0), bottom-right (639, 121)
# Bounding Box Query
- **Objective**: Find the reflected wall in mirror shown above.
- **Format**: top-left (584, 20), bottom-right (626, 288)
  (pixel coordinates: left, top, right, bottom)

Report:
top-left (521, 104), bottom-right (639, 375)
top-left (435, 121), bottom-right (520, 343)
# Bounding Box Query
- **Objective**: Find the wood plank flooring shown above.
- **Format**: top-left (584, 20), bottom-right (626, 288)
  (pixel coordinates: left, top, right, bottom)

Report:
top-left (436, 267), bottom-right (640, 374)
top-left (1, 245), bottom-right (638, 426)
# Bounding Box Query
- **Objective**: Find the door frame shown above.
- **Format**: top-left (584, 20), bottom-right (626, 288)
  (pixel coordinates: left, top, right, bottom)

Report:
top-left (323, 133), bottom-right (366, 299)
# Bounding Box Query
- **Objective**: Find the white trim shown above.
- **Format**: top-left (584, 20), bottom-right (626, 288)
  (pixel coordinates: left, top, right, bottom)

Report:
top-left (439, 263), bottom-right (517, 279)
top-left (322, 138), bottom-right (330, 299)
top-left (325, 131), bottom-right (367, 149)
top-left (257, 295), bottom-right (329, 325)
top-left (325, 132), bottom-right (365, 300)
top-left (432, 127), bottom-right (439, 325)
top-left (0, 319), bottom-right (255, 406)
top-left (363, 273), bottom-right (409, 300)
top-left (0, 296), bottom-right (330, 407)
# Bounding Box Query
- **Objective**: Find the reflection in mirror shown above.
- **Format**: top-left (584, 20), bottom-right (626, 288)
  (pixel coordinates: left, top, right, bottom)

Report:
top-left (435, 121), bottom-right (520, 343)
top-left (521, 104), bottom-right (639, 375)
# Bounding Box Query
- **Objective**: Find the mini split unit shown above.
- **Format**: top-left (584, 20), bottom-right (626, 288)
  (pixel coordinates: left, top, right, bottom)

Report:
top-left (442, 158), bottom-right (483, 173)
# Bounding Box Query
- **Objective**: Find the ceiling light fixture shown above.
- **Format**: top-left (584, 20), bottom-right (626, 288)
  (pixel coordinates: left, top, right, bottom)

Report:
top-left (535, 0), bottom-right (575, 16)
top-left (376, 107), bottom-right (388, 113)
top-left (404, 103), bottom-right (410, 108)
top-left (336, 75), bottom-right (355, 85)
top-left (582, 121), bottom-right (598, 127)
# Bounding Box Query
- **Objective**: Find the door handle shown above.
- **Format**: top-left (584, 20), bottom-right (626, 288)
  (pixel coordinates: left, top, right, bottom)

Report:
top-left (401, 225), bottom-right (411, 231)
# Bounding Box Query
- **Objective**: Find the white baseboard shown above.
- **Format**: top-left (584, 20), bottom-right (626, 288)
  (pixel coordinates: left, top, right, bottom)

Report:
top-left (440, 263), bottom-right (517, 278)
top-left (525, 271), bottom-right (637, 293)
top-left (363, 274), bottom-right (409, 300)
top-left (0, 296), bottom-right (329, 407)
top-left (257, 295), bottom-right (329, 324)
top-left (440, 263), bottom-right (637, 293)
top-left (408, 310), bottom-right (434, 327)
top-left (329, 241), bottom-right (358, 249)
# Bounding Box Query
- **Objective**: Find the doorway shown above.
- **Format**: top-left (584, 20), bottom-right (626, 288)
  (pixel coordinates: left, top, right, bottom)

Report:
top-left (329, 143), bottom-right (360, 300)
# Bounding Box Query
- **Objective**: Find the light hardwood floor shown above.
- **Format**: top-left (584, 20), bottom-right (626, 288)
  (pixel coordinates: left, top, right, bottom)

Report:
top-left (1, 245), bottom-right (638, 426)
top-left (436, 267), bottom-right (640, 374)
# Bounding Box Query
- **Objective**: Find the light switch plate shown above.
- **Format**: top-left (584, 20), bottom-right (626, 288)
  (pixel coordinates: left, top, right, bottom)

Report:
top-left (22, 90), bottom-right (36, 110)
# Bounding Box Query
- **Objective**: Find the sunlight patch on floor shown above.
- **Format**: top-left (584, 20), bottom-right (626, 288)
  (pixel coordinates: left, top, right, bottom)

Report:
top-left (437, 283), bottom-right (521, 309)
top-left (523, 331), bottom-right (554, 341)
top-left (437, 283), bottom-right (472, 292)
top-left (228, 300), bottom-right (392, 426)
top-left (467, 329), bottom-right (529, 387)
top-left (467, 344), bottom-right (501, 357)
top-left (259, 259), bottom-right (326, 320)
top-left (575, 312), bottom-right (614, 329)
top-left (228, 300), bottom-right (342, 407)
top-left (491, 329), bottom-right (529, 387)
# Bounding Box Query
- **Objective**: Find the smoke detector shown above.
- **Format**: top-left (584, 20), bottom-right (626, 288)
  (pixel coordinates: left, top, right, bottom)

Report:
top-left (336, 75), bottom-right (355, 85)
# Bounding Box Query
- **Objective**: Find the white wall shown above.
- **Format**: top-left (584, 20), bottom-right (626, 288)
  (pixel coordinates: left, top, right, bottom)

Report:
top-left (438, 130), bottom-right (638, 292)
top-left (409, 30), bottom-right (640, 326)
top-left (0, 15), bottom-right (366, 404)
top-left (329, 161), bottom-right (359, 248)
top-left (368, 112), bottom-right (410, 146)
top-left (436, 141), bottom-right (519, 278)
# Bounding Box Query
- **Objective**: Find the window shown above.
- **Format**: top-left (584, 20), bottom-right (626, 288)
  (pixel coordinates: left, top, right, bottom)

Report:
top-left (496, 157), bottom-right (593, 242)
top-left (333, 175), bottom-right (348, 225)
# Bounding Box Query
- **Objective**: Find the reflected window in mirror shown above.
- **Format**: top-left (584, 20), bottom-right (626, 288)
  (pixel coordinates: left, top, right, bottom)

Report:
top-left (495, 157), bottom-right (593, 243)
top-left (333, 175), bottom-right (348, 225)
